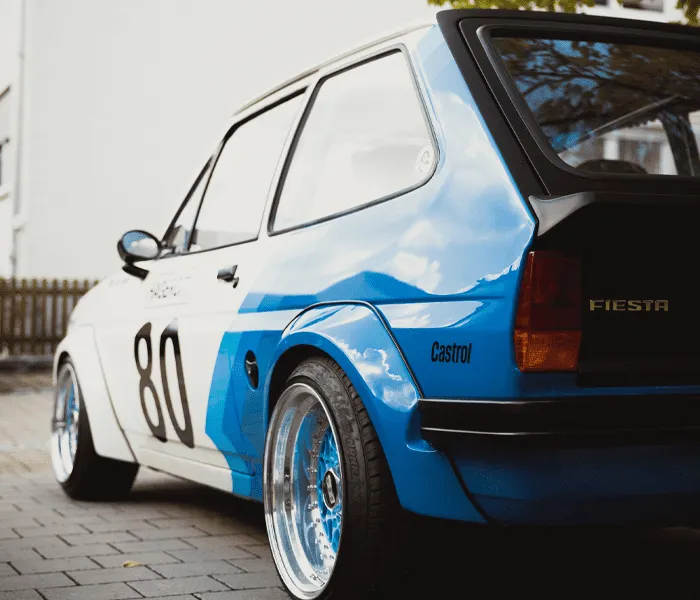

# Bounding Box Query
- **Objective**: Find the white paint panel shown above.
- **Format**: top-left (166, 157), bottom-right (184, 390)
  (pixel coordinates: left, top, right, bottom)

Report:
top-left (132, 436), bottom-right (237, 493)
top-left (54, 326), bottom-right (135, 463)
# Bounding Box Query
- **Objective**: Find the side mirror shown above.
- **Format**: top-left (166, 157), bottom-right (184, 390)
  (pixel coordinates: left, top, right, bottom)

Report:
top-left (117, 230), bottom-right (160, 279)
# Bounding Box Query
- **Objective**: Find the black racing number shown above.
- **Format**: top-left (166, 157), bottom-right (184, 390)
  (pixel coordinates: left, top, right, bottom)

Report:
top-left (159, 320), bottom-right (194, 448)
top-left (134, 322), bottom-right (167, 443)
top-left (134, 320), bottom-right (195, 448)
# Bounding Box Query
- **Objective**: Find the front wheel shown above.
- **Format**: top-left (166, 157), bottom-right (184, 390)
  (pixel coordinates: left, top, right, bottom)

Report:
top-left (264, 356), bottom-right (402, 600)
top-left (52, 359), bottom-right (139, 500)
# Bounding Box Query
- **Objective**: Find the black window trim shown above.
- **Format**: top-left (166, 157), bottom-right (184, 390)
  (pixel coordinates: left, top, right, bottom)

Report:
top-left (477, 21), bottom-right (700, 183)
top-left (267, 43), bottom-right (440, 237)
top-left (159, 158), bottom-right (213, 257)
top-left (158, 89), bottom-right (307, 260)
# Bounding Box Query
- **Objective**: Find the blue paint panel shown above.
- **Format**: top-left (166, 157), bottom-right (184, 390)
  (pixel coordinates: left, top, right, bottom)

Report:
top-left (205, 311), bottom-right (299, 501)
top-left (453, 444), bottom-right (700, 525)
top-left (273, 303), bottom-right (485, 522)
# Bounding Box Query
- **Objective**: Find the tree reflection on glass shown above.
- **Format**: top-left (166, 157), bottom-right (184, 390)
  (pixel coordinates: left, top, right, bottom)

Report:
top-left (492, 37), bottom-right (700, 175)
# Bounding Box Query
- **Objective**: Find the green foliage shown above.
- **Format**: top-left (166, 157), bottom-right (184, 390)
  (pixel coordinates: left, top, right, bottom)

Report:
top-left (429, 0), bottom-right (700, 25)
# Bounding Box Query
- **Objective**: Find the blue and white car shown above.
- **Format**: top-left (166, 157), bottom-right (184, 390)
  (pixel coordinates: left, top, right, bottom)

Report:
top-left (52, 9), bottom-right (700, 599)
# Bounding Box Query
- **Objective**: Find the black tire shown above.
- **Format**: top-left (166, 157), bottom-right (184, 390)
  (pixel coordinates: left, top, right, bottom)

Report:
top-left (265, 356), bottom-right (403, 600)
top-left (53, 359), bottom-right (139, 501)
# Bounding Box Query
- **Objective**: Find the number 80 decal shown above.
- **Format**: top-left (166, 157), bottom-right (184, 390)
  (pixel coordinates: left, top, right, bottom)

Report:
top-left (134, 320), bottom-right (195, 448)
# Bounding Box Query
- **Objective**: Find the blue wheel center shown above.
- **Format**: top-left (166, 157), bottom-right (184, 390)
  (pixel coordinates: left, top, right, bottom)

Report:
top-left (316, 428), bottom-right (342, 553)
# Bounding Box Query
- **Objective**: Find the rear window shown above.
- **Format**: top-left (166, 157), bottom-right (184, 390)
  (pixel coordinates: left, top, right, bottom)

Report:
top-left (490, 36), bottom-right (700, 177)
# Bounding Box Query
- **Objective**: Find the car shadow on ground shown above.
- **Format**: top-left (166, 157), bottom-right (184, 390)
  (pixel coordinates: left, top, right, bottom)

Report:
top-left (124, 475), bottom-right (700, 599)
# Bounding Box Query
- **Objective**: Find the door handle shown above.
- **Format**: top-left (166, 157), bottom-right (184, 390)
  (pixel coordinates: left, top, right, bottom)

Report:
top-left (217, 265), bottom-right (239, 288)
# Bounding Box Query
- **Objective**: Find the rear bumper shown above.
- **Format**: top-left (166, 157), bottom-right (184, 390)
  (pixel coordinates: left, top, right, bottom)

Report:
top-left (419, 394), bottom-right (700, 448)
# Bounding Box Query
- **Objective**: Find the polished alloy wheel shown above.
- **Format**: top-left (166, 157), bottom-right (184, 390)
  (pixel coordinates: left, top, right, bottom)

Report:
top-left (264, 382), bottom-right (344, 599)
top-left (51, 363), bottom-right (80, 483)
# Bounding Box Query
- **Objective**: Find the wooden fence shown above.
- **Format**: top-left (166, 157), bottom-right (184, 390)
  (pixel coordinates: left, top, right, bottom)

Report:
top-left (0, 278), bottom-right (97, 356)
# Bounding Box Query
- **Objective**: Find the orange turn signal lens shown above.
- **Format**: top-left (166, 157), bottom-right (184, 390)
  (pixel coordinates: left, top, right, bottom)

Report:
top-left (514, 330), bottom-right (581, 372)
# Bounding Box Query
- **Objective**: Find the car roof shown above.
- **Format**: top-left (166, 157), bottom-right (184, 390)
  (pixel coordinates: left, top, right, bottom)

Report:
top-left (234, 20), bottom-right (435, 116)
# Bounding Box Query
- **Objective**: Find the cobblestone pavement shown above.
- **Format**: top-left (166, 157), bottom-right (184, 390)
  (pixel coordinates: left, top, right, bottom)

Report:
top-left (4, 388), bottom-right (700, 599)
top-left (0, 388), bottom-right (283, 600)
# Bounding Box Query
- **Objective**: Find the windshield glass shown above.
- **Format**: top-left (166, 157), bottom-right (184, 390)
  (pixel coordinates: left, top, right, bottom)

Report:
top-left (491, 36), bottom-right (700, 177)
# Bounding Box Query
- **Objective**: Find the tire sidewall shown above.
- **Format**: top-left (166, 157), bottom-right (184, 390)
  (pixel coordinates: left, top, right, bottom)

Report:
top-left (264, 360), bottom-right (370, 600)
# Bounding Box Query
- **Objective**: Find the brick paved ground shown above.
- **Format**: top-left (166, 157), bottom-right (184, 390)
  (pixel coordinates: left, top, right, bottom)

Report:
top-left (0, 387), bottom-right (284, 600)
top-left (5, 385), bottom-right (700, 599)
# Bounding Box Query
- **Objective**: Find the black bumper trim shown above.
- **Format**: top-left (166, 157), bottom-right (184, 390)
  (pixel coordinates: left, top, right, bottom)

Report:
top-left (419, 394), bottom-right (700, 448)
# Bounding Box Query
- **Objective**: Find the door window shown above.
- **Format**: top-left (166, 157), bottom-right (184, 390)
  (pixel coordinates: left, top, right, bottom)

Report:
top-left (272, 52), bottom-right (435, 232)
top-left (193, 95), bottom-right (303, 251)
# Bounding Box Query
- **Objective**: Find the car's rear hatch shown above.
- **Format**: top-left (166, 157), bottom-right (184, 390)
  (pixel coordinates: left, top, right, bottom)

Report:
top-left (439, 10), bottom-right (700, 388)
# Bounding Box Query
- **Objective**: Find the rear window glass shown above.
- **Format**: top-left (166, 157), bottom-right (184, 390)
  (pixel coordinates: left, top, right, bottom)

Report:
top-left (490, 36), bottom-right (700, 177)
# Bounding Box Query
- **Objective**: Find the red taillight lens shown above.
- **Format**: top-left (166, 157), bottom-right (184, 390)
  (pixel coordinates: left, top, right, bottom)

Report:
top-left (515, 251), bottom-right (582, 372)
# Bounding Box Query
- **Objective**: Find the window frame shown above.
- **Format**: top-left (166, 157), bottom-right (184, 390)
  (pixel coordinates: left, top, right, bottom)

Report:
top-left (160, 158), bottom-right (213, 257)
top-left (184, 90), bottom-right (306, 255)
top-left (267, 45), bottom-right (439, 236)
top-left (474, 20), bottom-right (700, 184)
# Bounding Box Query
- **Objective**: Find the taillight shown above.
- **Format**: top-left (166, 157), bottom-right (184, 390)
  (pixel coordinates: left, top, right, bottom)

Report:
top-left (514, 251), bottom-right (581, 372)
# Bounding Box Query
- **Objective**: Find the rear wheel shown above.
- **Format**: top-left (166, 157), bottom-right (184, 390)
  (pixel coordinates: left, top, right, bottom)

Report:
top-left (52, 359), bottom-right (139, 500)
top-left (264, 356), bottom-right (401, 600)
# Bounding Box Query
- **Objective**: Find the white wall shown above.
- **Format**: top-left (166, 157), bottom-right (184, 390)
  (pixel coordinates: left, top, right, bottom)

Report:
top-left (14, 0), bottom-right (438, 280)
top-left (0, 0), bottom-right (22, 277)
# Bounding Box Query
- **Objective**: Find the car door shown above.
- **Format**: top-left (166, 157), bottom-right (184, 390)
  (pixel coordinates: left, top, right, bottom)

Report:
top-left (93, 161), bottom-right (212, 460)
top-left (132, 94), bottom-right (305, 486)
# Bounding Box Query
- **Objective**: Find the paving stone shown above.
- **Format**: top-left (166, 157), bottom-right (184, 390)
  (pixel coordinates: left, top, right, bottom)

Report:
top-left (111, 539), bottom-right (193, 554)
top-left (33, 515), bottom-right (108, 527)
top-left (146, 517), bottom-right (214, 528)
top-left (228, 558), bottom-right (276, 573)
top-left (10, 557), bottom-right (100, 574)
top-left (93, 552), bottom-right (181, 568)
top-left (0, 518), bottom-right (38, 529)
top-left (126, 526), bottom-right (208, 541)
top-left (167, 546), bottom-right (256, 563)
top-left (244, 544), bottom-right (273, 559)
top-left (149, 560), bottom-right (243, 578)
top-left (85, 520), bottom-right (157, 533)
top-left (0, 573), bottom-right (74, 592)
top-left (0, 566), bottom-right (16, 577)
top-left (0, 530), bottom-right (18, 541)
top-left (0, 553), bottom-right (40, 566)
top-left (40, 582), bottom-right (142, 600)
top-left (68, 565), bottom-right (161, 585)
top-left (60, 531), bottom-right (140, 546)
top-left (181, 534), bottom-right (259, 549)
top-left (128, 575), bottom-right (228, 597)
top-left (213, 571), bottom-right (282, 590)
top-left (200, 590), bottom-right (288, 600)
top-left (0, 536), bottom-right (69, 551)
top-left (193, 521), bottom-right (255, 536)
top-left (14, 524), bottom-right (89, 538)
top-left (35, 544), bottom-right (120, 559)
top-left (139, 597), bottom-right (198, 600)
top-left (0, 590), bottom-right (45, 600)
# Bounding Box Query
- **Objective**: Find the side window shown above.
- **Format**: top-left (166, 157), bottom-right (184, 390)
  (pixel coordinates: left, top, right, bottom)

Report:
top-left (272, 52), bottom-right (435, 232)
top-left (162, 163), bottom-right (211, 253)
top-left (193, 95), bottom-right (303, 251)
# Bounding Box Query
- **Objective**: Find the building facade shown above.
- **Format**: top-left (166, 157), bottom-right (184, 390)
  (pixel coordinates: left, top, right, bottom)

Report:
top-left (0, 0), bottom-right (688, 280)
